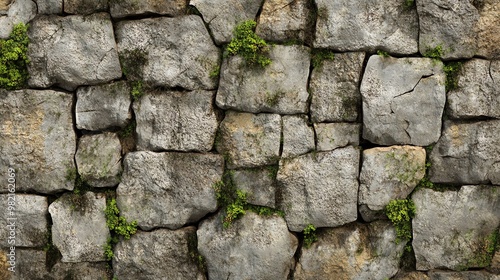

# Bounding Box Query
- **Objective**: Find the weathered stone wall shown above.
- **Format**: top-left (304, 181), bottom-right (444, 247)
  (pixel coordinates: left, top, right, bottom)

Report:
top-left (0, 0), bottom-right (499, 279)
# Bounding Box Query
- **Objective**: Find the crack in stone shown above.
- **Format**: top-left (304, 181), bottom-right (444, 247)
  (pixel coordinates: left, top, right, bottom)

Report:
top-left (393, 74), bottom-right (434, 99)
top-left (488, 61), bottom-right (495, 84)
top-left (95, 48), bottom-right (115, 79)
top-left (403, 119), bottom-right (411, 142)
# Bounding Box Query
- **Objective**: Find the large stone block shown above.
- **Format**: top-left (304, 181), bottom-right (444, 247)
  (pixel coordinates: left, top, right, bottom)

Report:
top-left (216, 45), bottom-right (310, 114)
top-left (64, 0), bottom-right (108, 14)
top-left (361, 55), bottom-right (446, 146)
top-left (35, 0), bottom-right (63, 14)
top-left (110, 0), bottom-right (187, 18)
top-left (476, 0), bottom-right (500, 59)
top-left (0, 90), bottom-right (75, 193)
top-left (28, 13), bottom-right (122, 90)
top-left (315, 123), bottom-right (360, 152)
top-left (277, 147), bottom-right (360, 232)
top-left (49, 262), bottom-right (111, 280)
top-left (117, 151), bottom-right (223, 230)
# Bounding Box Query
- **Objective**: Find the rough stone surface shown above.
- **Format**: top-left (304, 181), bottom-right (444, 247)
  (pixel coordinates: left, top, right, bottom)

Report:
top-left (117, 151), bottom-right (223, 230)
top-left (1, 249), bottom-right (48, 279)
top-left (282, 115), bottom-right (315, 158)
top-left (198, 212), bottom-right (298, 280)
top-left (256, 0), bottom-right (312, 43)
top-left (115, 16), bottom-right (219, 90)
top-left (412, 186), bottom-right (500, 271)
top-left (448, 59), bottom-right (500, 119)
top-left (295, 221), bottom-right (405, 280)
top-left (76, 81), bottom-right (131, 131)
top-left (310, 52), bottom-right (365, 122)
top-left (216, 111), bottom-right (281, 169)
top-left (359, 146), bottom-right (426, 221)
top-left (190, 0), bottom-right (261, 45)
top-left (110, 0), bottom-right (187, 18)
top-left (0, 195), bottom-right (47, 247)
top-left (315, 123), bottom-right (360, 151)
top-left (476, 0), bottom-right (500, 59)
top-left (49, 192), bottom-right (110, 262)
top-left (417, 0), bottom-right (479, 60)
top-left (35, 0), bottom-right (63, 14)
top-left (314, 0), bottom-right (418, 54)
top-left (394, 271), bottom-right (430, 280)
top-left (0, 90), bottom-right (75, 193)
top-left (361, 55), bottom-right (446, 146)
top-left (0, 0), bottom-right (37, 39)
top-left (75, 133), bottom-right (122, 188)
top-left (134, 90), bottom-right (218, 152)
top-left (28, 13), bottom-right (122, 90)
top-left (64, 0), bottom-right (108, 14)
top-left (277, 147), bottom-right (360, 232)
top-left (429, 120), bottom-right (500, 185)
top-left (216, 45), bottom-right (310, 114)
top-left (49, 262), bottom-right (111, 280)
top-left (113, 227), bottom-right (205, 280)
top-left (232, 168), bottom-right (276, 208)
top-left (428, 270), bottom-right (500, 280)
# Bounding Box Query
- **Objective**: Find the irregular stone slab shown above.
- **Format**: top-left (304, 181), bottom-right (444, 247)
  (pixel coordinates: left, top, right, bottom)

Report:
top-left (295, 221), bottom-right (405, 280)
top-left (0, 0), bottom-right (36, 39)
top-left (190, 0), bottom-right (261, 45)
top-left (114, 227), bottom-right (205, 280)
top-left (50, 262), bottom-right (111, 280)
top-left (315, 123), bottom-right (360, 152)
top-left (216, 45), bottom-right (310, 114)
top-left (429, 120), bottom-right (500, 184)
top-left (1, 249), bottom-right (48, 279)
top-left (28, 13), bottom-right (122, 91)
top-left (134, 90), bottom-right (218, 152)
top-left (412, 186), bottom-right (500, 271)
top-left (282, 115), bottom-right (315, 158)
top-left (232, 168), bottom-right (276, 208)
top-left (428, 270), bottom-right (500, 280)
top-left (117, 151), bottom-right (223, 230)
top-left (476, 0), bottom-right (500, 59)
top-left (35, 0), bottom-right (63, 14)
top-left (310, 52), bottom-right (365, 122)
top-left (115, 16), bottom-right (219, 90)
top-left (75, 133), bottom-right (122, 188)
top-left (49, 192), bottom-right (110, 262)
top-left (394, 271), bottom-right (430, 280)
top-left (0, 90), bottom-right (75, 193)
top-left (448, 59), bottom-right (500, 119)
top-left (361, 55), bottom-right (446, 146)
top-left (76, 81), bottom-right (132, 131)
top-left (64, 0), bottom-right (108, 14)
top-left (418, 0), bottom-right (479, 60)
top-left (216, 112), bottom-right (281, 169)
top-left (314, 0), bottom-right (418, 54)
top-left (277, 147), bottom-right (360, 232)
top-left (359, 146), bottom-right (426, 221)
top-left (110, 0), bottom-right (187, 18)
top-left (0, 195), bottom-right (47, 247)
top-left (256, 0), bottom-right (312, 43)
top-left (198, 212), bottom-right (298, 280)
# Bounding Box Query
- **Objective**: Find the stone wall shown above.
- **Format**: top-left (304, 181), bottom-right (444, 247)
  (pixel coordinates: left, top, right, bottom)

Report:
top-left (0, 0), bottom-right (499, 279)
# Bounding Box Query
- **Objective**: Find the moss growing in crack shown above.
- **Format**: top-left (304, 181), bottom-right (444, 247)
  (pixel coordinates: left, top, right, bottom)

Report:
top-left (377, 50), bottom-right (390, 57)
top-left (119, 49), bottom-right (147, 81)
top-left (130, 81), bottom-right (144, 101)
top-left (465, 230), bottom-right (499, 268)
top-left (226, 20), bottom-right (271, 67)
top-left (403, 0), bottom-right (415, 9)
top-left (311, 49), bottom-right (335, 68)
top-left (385, 199), bottom-right (415, 244)
top-left (443, 61), bottom-right (463, 92)
top-left (0, 23), bottom-right (29, 90)
top-left (119, 120), bottom-right (136, 138)
top-left (303, 224), bottom-right (318, 248)
top-left (104, 198), bottom-right (138, 260)
top-left (423, 45), bottom-right (444, 60)
top-left (209, 65), bottom-right (220, 79)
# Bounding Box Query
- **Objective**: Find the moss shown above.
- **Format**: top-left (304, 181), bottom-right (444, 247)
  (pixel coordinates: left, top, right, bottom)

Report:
top-left (209, 65), bottom-right (220, 79)
top-left (104, 197), bottom-right (138, 260)
top-left (377, 50), bottom-right (390, 57)
top-left (311, 49), bottom-right (335, 68)
top-left (226, 20), bottom-right (271, 67)
top-left (385, 199), bottom-right (416, 244)
top-left (403, 0), bottom-right (415, 9)
top-left (0, 23), bottom-right (29, 90)
top-left (119, 120), bottom-right (136, 138)
top-left (466, 230), bottom-right (499, 268)
top-left (130, 80), bottom-right (144, 101)
top-left (423, 45), bottom-right (444, 60)
top-left (187, 232), bottom-right (207, 273)
top-left (265, 91), bottom-right (282, 107)
top-left (303, 224), bottom-right (318, 248)
top-left (443, 61), bottom-right (463, 92)
top-left (119, 49), bottom-right (147, 81)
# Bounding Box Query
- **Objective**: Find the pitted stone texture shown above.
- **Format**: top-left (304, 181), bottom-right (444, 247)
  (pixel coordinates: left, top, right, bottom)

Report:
top-left (282, 115), bottom-right (315, 158)
top-left (448, 59), bottom-right (500, 119)
top-left (76, 81), bottom-right (131, 131)
top-left (115, 16), bottom-right (219, 90)
top-left (0, 0), bottom-right (36, 39)
top-left (110, 0), bottom-right (187, 18)
top-left (117, 151), bottom-right (223, 230)
top-left (216, 112), bottom-right (281, 169)
top-left (310, 52), bottom-right (365, 122)
top-left (0, 90), bottom-right (75, 193)
top-left (429, 120), bottom-right (500, 185)
top-left (277, 147), bottom-right (360, 232)
top-left (476, 0), bottom-right (500, 59)
top-left (190, 0), bottom-right (261, 45)
top-left (428, 271), bottom-right (500, 280)
top-left (134, 90), bottom-right (218, 152)
top-left (314, 0), bottom-right (418, 54)
top-left (113, 227), bottom-right (205, 280)
top-left (35, 0), bottom-right (63, 14)
top-left (49, 192), bottom-right (110, 262)
top-left (256, 0), bottom-right (312, 43)
top-left (198, 212), bottom-right (298, 280)
top-left (359, 146), bottom-right (426, 222)
top-left (315, 123), bottom-right (360, 152)
top-left (232, 168), bottom-right (276, 208)
top-left (295, 221), bottom-right (405, 280)
top-left (216, 45), bottom-right (310, 114)
top-left (418, 0), bottom-right (479, 60)
top-left (49, 262), bottom-right (111, 280)
top-left (75, 133), bottom-right (122, 188)
top-left (28, 13), bottom-right (122, 91)
top-left (1, 249), bottom-right (48, 279)
top-left (361, 55), bottom-right (446, 146)
top-left (412, 186), bottom-right (500, 271)
top-left (64, 0), bottom-right (108, 14)
top-left (0, 195), bottom-right (47, 247)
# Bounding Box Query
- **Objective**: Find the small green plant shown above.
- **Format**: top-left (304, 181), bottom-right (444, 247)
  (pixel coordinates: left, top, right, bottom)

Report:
top-left (119, 49), bottom-right (147, 80)
top-left (377, 50), bottom-right (390, 57)
top-left (104, 198), bottom-right (138, 260)
top-left (130, 81), bottom-right (143, 101)
top-left (0, 23), bottom-right (29, 90)
top-left (423, 45), bottom-right (444, 60)
top-left (403, 0), bottom-right (415, 9)
top-left (265, 91), bottom-right (282, 107)
top-left (385, 199), bottom-right (416, 244)
top-left (443, 61), bottom-right (463, 92)
top-left (209, 65), bottom-right (220, 79)
top-left (226, 20), bottom-right (271, 67)
top-left (303, 224), bottom-right (318, 248)
top-left (119, 120), bottom-right (136, 138)
top-left (188, 232), bottom-right (207, 273)
top-left (223, 189), bottom-right (247, 228)
top-left (311, 49), bottom-right (335, 68)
